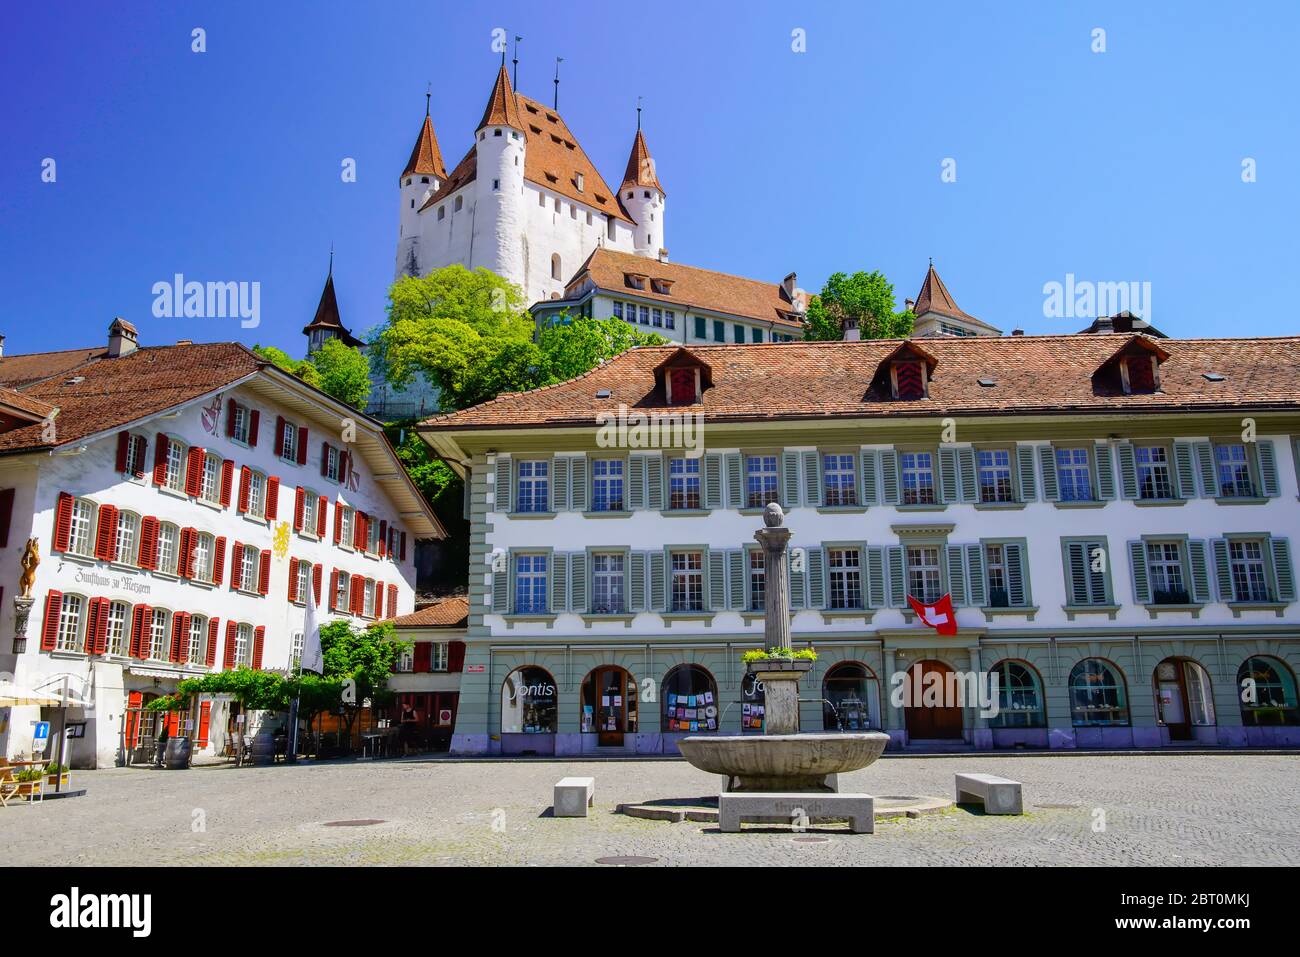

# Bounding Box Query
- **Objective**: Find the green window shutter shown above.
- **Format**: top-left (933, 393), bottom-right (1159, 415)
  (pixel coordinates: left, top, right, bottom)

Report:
top-left (879, 449), bottom-right (900, 505)
top-left (1212, 538), bottom-right (1232, 601)
top-left (693, 315), bottom-right (706, 339)
top-left (1195, 442), bottom-right (1215, 498)
top-left (551, 457), bottom-right (570, 512)
top-left (789, 551), bottom-right (807, 609)
top-left (965, 544), bottom-right (986, 606)
top-left (1016, 445), bottom-right (1037, 501)
top-left (646, 455), bottom-right (664, 510)
top-left (492, 557), bottom-right (509, 612)
top-left (1128, 540), bottom-right (1151, 604)
top-left (807, 546), bottom-right (825, 609)
top-left (945, 545), bottom-right (967, 605)
top-left (550, 552), bottom-right (567, 613)
top-left (938, 448), bottom-right (959, 503)
top-left (887, 545), bottom-right (905, 606)
top-left (726, 453), bottom-right (742, 508)
top-left (802, 451), bottom-right (821, 507)
top-left (1117, 444), bottom-right (1138, 499)
top-left (630, 551), bottom-right (647, 611)
top-left (958, 447), bottom-right (978, 503)
top-left (860, 450), bottom-right (879, 505)
top-left (1065, 541), bottom-right (1089, 605)
top-left (704, 453), bottom-right (723, 510)
top-left (1173, 441), bottom-right (1196, 499)
top-left (569, 552), bottom-right (588, 613)
top-left (1257, 440), bottom-right (1280, 497)
top-left (1095, 443), bottom-right (1117, 499)
top-left (1187, 539), bottom-right (1211, 603)
top-left (649, 551), bottom-right (666, 611)
top-left (570, 455), bottom-right (588, 511)
top-left (627, 454), bottom-right (647, 510)
top-left (782, 451), bottom-right (800, 508)
top-left (1005, 542), bottom-right (1027, 606)
top-left (1089, 539), bottom-right (1110, 603)
top-left (727, 549), bottom-right (745, 610)
top-left (495, 456), bottom-right (512, 512)
top-left (1271, 537), bottom-right (1296, 602)
top-left (1039, 446), bottom-right (1059, 502)
top-left (866, 546), bottom-right (886, 608)
top-left (708, 549), bottom-right (726, 610)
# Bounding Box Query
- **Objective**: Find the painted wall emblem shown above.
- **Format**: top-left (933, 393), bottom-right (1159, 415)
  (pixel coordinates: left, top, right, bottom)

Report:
top-left (272, 522), bottom-right (290, 559)
top-left (200, 395), bottom-right (222, 435)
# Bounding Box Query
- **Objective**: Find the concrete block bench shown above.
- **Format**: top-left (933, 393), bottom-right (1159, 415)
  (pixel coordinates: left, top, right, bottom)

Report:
top-left (954, 772), bottom-right (1022, 814)
top-left (553, 777), bottom-right (595, 817)
top-left (719, 792), bottom-right (874, 833)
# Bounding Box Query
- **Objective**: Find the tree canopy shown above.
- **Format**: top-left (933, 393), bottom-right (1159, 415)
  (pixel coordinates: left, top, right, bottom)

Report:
top-left (309, 337), bottom-right (371, 409)
top-left (803, 270), bottom-right (915, 342)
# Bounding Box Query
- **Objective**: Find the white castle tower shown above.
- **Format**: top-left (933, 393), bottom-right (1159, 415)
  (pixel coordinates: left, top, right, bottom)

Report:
top-left (394, 64), bottom-right (665, 304)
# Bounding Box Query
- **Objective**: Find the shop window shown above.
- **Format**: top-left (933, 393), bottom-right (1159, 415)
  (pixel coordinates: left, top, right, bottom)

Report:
top-left (1237, 656), bottom-right (1299, 726)
top-left (500, 666), bottom-right (558, 734)
top-left (986, 660), bottom-right (1045, 728)
top-left (580, 666), bottom-right (638, 740)
top-left (1068, 658), bottom-right (1130, 727)
top-left (822, 662), bottom-right (880, 731)
top-left (1153, 657), bottom-right (1215, 733)
top-left (661, 664), bottom-right (718, 733)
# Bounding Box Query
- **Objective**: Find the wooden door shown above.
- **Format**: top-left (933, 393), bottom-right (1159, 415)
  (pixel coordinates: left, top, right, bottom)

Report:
top-left (1155, 660), bottom-right (1191, 740)
top-left (904, 660), bottom-right (964, 740)
top-left (595, 667), bottom-right (626, 747)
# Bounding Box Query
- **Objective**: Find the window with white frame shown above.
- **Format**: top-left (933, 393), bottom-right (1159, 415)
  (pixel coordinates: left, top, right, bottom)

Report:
top-left (591, 459), bottom-right (625, 511)
top-left (1136, 444), bottom-right (1174, 499)
top-left (1147, 541), bottom-right (1188, 603)
top-left (828, 548), bottom-right (863, 609)
top-left (334, 571), bottom-right (351, 611)
top-left (323, 445), bottom-right (341, 483)
top-left (124, 433), bottom-right (146, 476)
top-left (671, 551), bottom-right (704, 612)
top-left (193, 533), bottom-right (215, 583)
top-left (231, 404), bottom-right (252, 444)
top-left (280, 421), bottom-right (298, 463)
top-left (514, 554), bottom-right (548, 614)
top-left (1229, 540), bottom-right (1272, 602)
top-left (302, 491), bottom-right (318, 534)
top-left (200, 453), bottom-right (222, 504)
top-left (516, 460), bottom-right (549, 513)
top-left (822, 454), bottom-right (856, 507)
top-left (363, 579), bottom-right (377, 618)
top-left (247, 470), bottom-right (267, 518)
top-left (157, 523), bottom-right (179, 575)
top-left (188, 615), bottom-right (208, 664)
top-left (748, 550), bottom-right (766, 610)
top-left (68, 497), bottom-right (95, 557)
top-left (1214, 443), bottom-right (1256, 498)
top-left (55, 594), bottom-right (85, 652)
top-left (977, 449), bottom-right (1014, 503)
top-left (906, 545), bottom-right (942, 603)
top-left (430, 642), bottom-right (449, 672)
top-left (294, 560), bottom-right (311, 604)
top-left (235, 623), bottom-right (252, 666)
top-left (1055, 447), bottom-right (1093, 501)
top-left (106, 601), bottom-right (129, 656)
top-left (114, 511), bottom-right (140, 565)
top-left (591, 552), bottom-right (625, 614)
top-left (367, 518), bottom-right (381, 555)
top-left (986, 543), bottom-right (1009, 607)
top-left (668, 457), bottom-right (700, 510)
top-left (163, 439), bottom-right (186, 492)
top-left (901, 452), bottom-right (937, 505)
top-left (338, 506), bottom-right (354, 547)
top-left (149, 608), bottom-right (170, 660)
top-left (396, 646), bottom-right (414, 672)
top-left (240, 545), bottom-right (259, 592)
top-left (290, 631), bottom-right (304, 668)
top-left (745, 455), bottom-right (779, 508)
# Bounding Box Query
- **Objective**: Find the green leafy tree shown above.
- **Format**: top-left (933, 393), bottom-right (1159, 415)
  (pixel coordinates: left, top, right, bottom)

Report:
top-left (309, 337), bottom-right (372, 409)
top-left (319, 619), bottom-right (409, 744)
top-left (253, 345), bottom-right (322, 389)
top-left (804, 271), bottom-right (915, 342)
top-left (535, 312), bottom-right (666, 383)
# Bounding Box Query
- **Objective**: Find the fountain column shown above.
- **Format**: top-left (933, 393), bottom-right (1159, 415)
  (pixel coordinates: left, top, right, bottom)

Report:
top-left (753, 504), bottom-right (802, 735)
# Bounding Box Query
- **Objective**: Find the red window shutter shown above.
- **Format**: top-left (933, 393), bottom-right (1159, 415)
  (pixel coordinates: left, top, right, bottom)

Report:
top-left (170, 611), bottom-right (187, 662)
top-left (127, 604), bottom-right (144, 657)
top-left (166, 711), bottom-right (180, 736)
top-left (288, 557), bottom-right (299, 602)
top-left (94, 504), bottom-right (119, 561)
top-left (387, 584), bottom-right (398, 617)
top-left (248, 410), bottom-right (260, 446)
top-left (293, 487), bottom-right (305, 531)
top-left (213, 536), bottom-right (226, 586)
top-left (205, 617), bottom-right (219, 666)
top-left (375, 583), bottom-right (384, 619)
top-left (40, 590), bottom-right (63, 650)
top-left (138, 516), bottom-right (160, 570)
top-left (125, 690), bottom-right (143, 748)
top-left (53, 491), bottom-right (74, 552)
top-left (320, 442), bottom-right (330, 477)
top-left (237, 466), bottom-right (251, 513)
top-left (265, 476), bottom-right (280, 520)
top-left (413, 642), bottom-right (432, 672)
top-left (225, 399), bottom-right (237, 438)
top-left (252, 626), bottom-right (265, 670)
top-left (448, 641), bottom-right (466, 673)
top-left (231, 540), bottom-right (244, 590)
top-left (223, 620), bottom-right (237, 669)
top-left (400, 532), bottom-right (407, 562)
top-left (296, 427), bottom-right (308, 465)
top-left (350, 577), bottom-right (363, 615)
top-left (177, 527), bottom-right (192, 578)
top-left (152, 434), bottom-right (170, 485)
top-left (258, 549), bottom-right (271, 595)
top-left (132, 436), bottom-right (148, 478)
top-left (220, 459), bottom-right (235, 507)
top-left (316, 495), bottom-right (328, 537)
top-left (313, 564), bottom-right (323, 604)
top-left (274, 416), bottom-right (286, 457)
top-left (132, 604), bottom-right (153, 659)
top-left (197, 701), bottom-right (212, 747)
top-left (92, 597), bottom-right (111, 655)
top-left (328, 569), bottom-right (339, 610)
top-left (0, 487), bottom-right (15, 548)
top-left (354, 511), bottom-right (366, 550)
top-left (83, 598), bottom-right (101, 654)
top-left (333, 504), bottom-right (342, 545)
top-left (378, 520), bottom-right (388, 557)
top-left (894, 361), bottom-right (925, 400)
top-left (115, 431), bottom-right (131, 472)
top-left (185, 447), bottom-right (205, 496)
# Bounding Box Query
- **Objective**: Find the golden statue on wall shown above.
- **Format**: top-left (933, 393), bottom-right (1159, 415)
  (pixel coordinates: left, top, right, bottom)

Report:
top-left (19, 537), bottom-right (39, 599)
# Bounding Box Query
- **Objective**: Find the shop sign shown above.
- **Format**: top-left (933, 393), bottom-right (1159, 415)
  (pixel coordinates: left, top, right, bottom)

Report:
top-left (465, 664), bottom-right (485, 673)
top-left (74, 567), bottom-right (152, 596)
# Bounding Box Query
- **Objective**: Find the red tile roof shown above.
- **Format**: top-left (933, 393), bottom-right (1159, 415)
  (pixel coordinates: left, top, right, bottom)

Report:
top-left (913, 263), bottom-right (984, 327)
top-left (390, 595), bottom-right (469, 629)
top-left (420, 334), bottom-right (1300, 431)
top-left (620, 129), bottom-right (664, 194)
top-left (401, 113), bottom-right (447, 181)
top-left (477, 65), bottom-right (524, 132)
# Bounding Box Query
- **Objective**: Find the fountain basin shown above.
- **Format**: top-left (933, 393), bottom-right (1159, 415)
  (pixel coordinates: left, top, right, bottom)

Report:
top-left (677, 732), bottom-right (890, 792)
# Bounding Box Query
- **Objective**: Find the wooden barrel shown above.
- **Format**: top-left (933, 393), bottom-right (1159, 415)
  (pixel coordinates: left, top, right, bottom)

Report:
top-left (164, 736), bottom-right (192, 769)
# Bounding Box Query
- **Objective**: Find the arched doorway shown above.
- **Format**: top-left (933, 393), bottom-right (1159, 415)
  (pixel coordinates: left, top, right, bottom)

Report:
top-left (1153, 657), bottom-right (1215, 741)
top-left (661, 664), bottom-right (718, 733)
top-left (581, 665), bottom-right (639, 746)
top-left (902, 659), bottom-right (964, 740)
top-left (822, 662), bottom-right (880, 730)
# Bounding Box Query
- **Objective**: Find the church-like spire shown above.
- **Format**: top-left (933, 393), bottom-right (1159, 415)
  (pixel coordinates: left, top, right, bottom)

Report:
top-left (400, 106), bottom-right (447, 182)
top-left (912, 261), bottom-right (975, 322)
top-left (303, 260), bottom-right (364, 349)
top-left (620, 128), bottom-right (664, 194)
top-left (476, 64), bottom-right (523, 132)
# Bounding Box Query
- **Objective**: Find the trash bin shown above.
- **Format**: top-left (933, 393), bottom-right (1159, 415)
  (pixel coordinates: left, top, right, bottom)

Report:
top-left (164, 736), bottom-right (192, 769)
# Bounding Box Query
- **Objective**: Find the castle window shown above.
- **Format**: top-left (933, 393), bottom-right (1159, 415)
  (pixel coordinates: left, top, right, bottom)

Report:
top-left (512, 131), bottom-right (520, 140)
top-left (643, 190), bottom-right (651, 199)
top-left (626, 191), bottom-right (633, 199)
top-left (569, 204), bottom-right (576, 219)
top-left (493, 179), bottom-right (500, 190)
top-left (576, 172), bottom-right (585, 192)
top-left (586, 211), bottom-right (593, 225)
top-left (420, 176), bottom-right (429, 184)
top-left (455, 196), bottom-right (463, 212)
top-left (553, 197), bottom-right (561, 212)
top-left (538, 191), bottom-right (545, 206)
top-left (405, 178), bottom-right (412, 186)
top-left (551, 254), bottom-right (562, 281)
top-left (438, 206), bottom-right (445, 220)
top-left (410, 200), bottom-right (414, 209)
top-left (607, 216), bottom-right (616, 240)
top-left (494, 129), bottom-right (502, 137)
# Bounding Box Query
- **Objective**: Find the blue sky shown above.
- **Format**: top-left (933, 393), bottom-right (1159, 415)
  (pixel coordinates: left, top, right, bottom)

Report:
top-left (2, 0), bottom-right (1297, 357)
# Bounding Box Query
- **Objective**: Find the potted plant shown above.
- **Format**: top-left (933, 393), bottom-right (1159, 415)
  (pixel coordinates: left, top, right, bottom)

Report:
top-left (44, 762), bottom-right (71, 787)
top-left (14, 767), bottom-right (44, 798)
top-left (741, 646), bottom-right (817, 675)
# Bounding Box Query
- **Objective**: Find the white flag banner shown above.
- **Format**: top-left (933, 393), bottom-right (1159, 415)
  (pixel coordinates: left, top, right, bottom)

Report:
top-left (300, 589), bottom-right (324, 675)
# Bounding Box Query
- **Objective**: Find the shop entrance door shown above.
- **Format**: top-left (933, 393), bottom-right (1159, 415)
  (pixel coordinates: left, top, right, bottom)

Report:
top-left (1155, 658), bottom-right (1216, 742)
top-left (903, 660), bottom-right (964, 740)
top-left (595, 666), bottom-right (627, 747)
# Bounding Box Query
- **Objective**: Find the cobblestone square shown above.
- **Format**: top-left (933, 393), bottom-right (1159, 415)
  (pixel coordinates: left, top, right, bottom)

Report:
top-left (2, 753), bottom-right (1296, 866)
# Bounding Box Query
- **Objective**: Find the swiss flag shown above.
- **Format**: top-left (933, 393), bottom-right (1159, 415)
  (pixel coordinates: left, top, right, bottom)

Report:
top-left (907, 594), bottom-right (958, 636)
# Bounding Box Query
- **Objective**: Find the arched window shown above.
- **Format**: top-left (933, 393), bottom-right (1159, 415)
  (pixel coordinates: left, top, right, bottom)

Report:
top-left (157, 523), bottom-right (180, 575)
top-left (500, 666), bottom-right (558, 734)
top-left (551, 253), bottom-right (562, 281)
top-left (162, 436), bottom-right (187, 492)
top-left (55, 593), bottom-right (86, 652)
top-left (188, 614), bottom-right (209, 665)
top-left (1237, 656), bottom-right (1299, 726)
top-left (193, 532), bottom-right (215, 584)
top-left (148, 608), bottom-right (172, 661)
top-left (114, 511), bottom-right (140, 566)
top-left (1068, 658), bottom-right (1130, 727)
top-left (661, 664), bottom-right (718, 733)
top-left (234, 623), bottom-right (253, 667)
top-left (986, 660), bottom-right (1046, 728)
top-left (199, 452), bottom-right (223, 504)
top-left (105, 600), bottom-right (130, 656)
top-left (822, 662), bottom-right (880, 730)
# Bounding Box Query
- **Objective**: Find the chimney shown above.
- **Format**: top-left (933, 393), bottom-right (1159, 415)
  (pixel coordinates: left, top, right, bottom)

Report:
top-left (842, 316), bottom-right (860, 342)
top-left (0, 334), bottom-right (6, 357)
top-left (782, 272), bottom-right (798, 300)
top-left (107, 317), bottom-right (139, 357)
top-left (657, 247), bottom-right (669, 263)
top-left (905, 298), bottom-right (916, 313)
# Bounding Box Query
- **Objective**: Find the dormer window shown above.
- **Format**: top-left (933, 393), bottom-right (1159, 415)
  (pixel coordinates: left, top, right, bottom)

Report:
top-left (651, 279), bottom-right (674, 295)
top-left (871, 341), bottom-right (938, 402)
top-left (893, 361), bottom-right (927, 399)
top-left (575, 172), bottom-right (584, 192)
top-left (624, 273), bottom-right (646, 290)
top-left (1121, 354), bottom-right (1159, 393)
top-left (1094, 336), bottom-right (1169, 395)
top-left (654, 348), bottom-right (713, 407)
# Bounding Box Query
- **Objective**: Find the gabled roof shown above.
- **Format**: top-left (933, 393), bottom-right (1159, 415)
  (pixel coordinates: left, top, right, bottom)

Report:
top-left (419, 334), bottom-right (1300, 432)
top-left (620, 129), bottom-right (664, 194)
top-left (913, 263), bottom-right (982, 326)
top-left (476, 65), bottom-right (524, 132)
top-left (390, 595), bottom-right (469, 629)
top-left (401, 112), bottom-right (447, 182)
top-left (560, 248), bottom-right (806, 329)
top-left (302, 271), bottom-right (364, 348)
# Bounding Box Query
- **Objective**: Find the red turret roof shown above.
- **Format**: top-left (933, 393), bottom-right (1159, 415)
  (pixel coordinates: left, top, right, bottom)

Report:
top-left (620, 129), bottom-right (664, 194)
top-left (401, 113), bottom-right (446, 182)
top-left (477, 65), bottom-right (523, 132)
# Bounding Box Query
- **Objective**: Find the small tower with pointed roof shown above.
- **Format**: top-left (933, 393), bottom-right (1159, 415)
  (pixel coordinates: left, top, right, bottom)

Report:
top-left (303, 255), bottom-right (363, 355)
top-left (620, 112), bottom-right (665, 259)
top-left (908, 261), bottom-right (1001, 337)
top-left (473, 64), bottom-right (529, 289)
top-left (396, 93), bottom-right (448, 278)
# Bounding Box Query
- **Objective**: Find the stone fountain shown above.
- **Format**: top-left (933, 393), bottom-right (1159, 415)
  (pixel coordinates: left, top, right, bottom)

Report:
top-left (677, 503), bottom-right (890, 793)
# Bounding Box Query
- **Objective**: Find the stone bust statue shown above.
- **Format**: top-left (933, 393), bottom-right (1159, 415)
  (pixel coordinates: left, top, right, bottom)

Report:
top-left (763, 502), bottom-right (784, 527)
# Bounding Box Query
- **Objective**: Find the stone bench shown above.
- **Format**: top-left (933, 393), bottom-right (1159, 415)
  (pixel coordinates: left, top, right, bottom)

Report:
top-left (954, 772), bottom-right (1022, 814)
top-left (553, 776), bottom-right (595, 817)
top-left (719, 792), bottom-right (874, 834)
